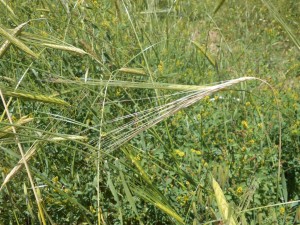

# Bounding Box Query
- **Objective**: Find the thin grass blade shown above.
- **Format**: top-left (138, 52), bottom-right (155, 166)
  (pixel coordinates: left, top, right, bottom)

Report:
top-left (0, 0), bottom-right (16, 16)
top-left (262, 0), bottom-right (300, 51)
top-left (214, 0), bottom-right (226, 14)
top-left (192, 41), bottom-right (217, 67)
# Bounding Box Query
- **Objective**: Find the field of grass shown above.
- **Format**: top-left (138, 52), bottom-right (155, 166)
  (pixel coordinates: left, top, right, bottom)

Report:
top-left (0, 0), bottom-right (299, 224)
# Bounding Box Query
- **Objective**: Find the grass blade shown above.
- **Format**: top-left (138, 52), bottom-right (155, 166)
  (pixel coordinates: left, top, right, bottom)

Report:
top-left (119, 166), bottom-right (142, 223)
top-left (192, 41), bottom-right (217, 68)
top-left (0, 0), bottom-right (16, 16)
top-left (262, 0), bottom-right (300, 51)
top-left (133, 184), bottom-right (184, 224)
top-left (214, 0), bottom-right (226, 14)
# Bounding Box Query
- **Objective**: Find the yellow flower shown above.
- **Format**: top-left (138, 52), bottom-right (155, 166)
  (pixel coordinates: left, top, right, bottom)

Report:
top-left (191, 149), bottom-right (202, 155)
top-left (174, 149), bottom-right (185, 157)
top-left (279, 207), bottom-right (285, 215)
top-left (245, 102), bottom-right (251, 107)
top-left (236, 186), bottom-right (243, 195)
top-left (64, 188), bottom-right (71, 194)
top-left (248, 139), bottom-right (255, 145)
top-left (52, 176), bottom-right (59, 183)
top-left (204, 95), bottom-right (210, 102)
top-left (176, 60), bottom-right (183, 67)
top-left (241, 120), bottom-right (249, 129)
top-left (158, 61), bottom-right (164, 73)
top-left (101, 20), bottom-right (110, 29)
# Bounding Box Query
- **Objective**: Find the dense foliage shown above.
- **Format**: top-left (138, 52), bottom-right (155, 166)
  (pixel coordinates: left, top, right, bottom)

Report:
top-left (0, 0), bottom-right (299, 224)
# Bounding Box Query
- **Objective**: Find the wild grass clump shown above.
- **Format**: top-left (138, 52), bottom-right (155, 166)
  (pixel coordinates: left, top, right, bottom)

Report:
top-left (0, 0), bottom-right (299, 224)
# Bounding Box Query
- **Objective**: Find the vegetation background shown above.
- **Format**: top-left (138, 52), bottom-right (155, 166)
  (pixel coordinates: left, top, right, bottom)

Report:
top-left (0, 0), bottom-right (299, 224)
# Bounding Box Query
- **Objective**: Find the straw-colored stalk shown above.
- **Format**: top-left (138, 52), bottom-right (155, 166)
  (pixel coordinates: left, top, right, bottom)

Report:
top-left (0, 90), bottom-right (46, 224)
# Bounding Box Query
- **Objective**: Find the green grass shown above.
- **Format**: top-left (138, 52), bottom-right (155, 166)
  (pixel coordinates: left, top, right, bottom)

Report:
top-left (0, 0), bottom-right (299, 224)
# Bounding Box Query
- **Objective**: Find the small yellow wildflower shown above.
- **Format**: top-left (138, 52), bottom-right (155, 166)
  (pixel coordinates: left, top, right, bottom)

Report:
top-left (191, 149), bottom-right (202, 155)
top-left (52, 176), bottom-right (59, 183)
top-left (245, 102), bottom-right (251, 107)
top-left (248, 139), bottom-right (255, 145)
top-left (241, 146), bottom-right (247, 152)
top-left (228, 138), bottom-right (234, 143)
top-left (176, 60), bottom-right (183, 67)
top-left (202, 161), bottom-right (208, 167)
top-left (241, 120), bottom-right (249, 129)
top-left (174, 149), bottom-right (185, 157)
top-left (158, 61), bottom-right (164, 73)
top-left (204, 95), bottom-right (210, 102)
top-left (236, 186), bottom-right (243, 195)
top-left (279, 207), bottom-right (285, 215)
top-left (101, 20), bottom-right (110, 29)
top-left (183, 195), bottom-right (189, 203)
top-left (64, 188), bottom-right (71, 194)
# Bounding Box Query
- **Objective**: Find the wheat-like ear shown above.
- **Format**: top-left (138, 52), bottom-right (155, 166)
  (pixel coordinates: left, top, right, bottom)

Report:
top-left (0, 115), bottom-right (33, 138)
top-left (0, 24), bottom-right (38, 58)
top-left (0, 134), bottom-right (87, 191)
top-left (99, 77), bottom-right (256, 153)
top-left (212, 176), bottom-right (237, 225)
top-left (41, 43), bottom-right (87, 55)
top-left (118, 67), bottom-right (147, 76)
top-left (0, 22), bottom-right (28, 58)
top-left (1, 88), bottom-right (69, 106)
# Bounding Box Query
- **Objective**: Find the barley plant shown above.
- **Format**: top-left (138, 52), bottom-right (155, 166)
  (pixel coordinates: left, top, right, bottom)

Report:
top-left (0, 0), bottom-right (299, 224)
